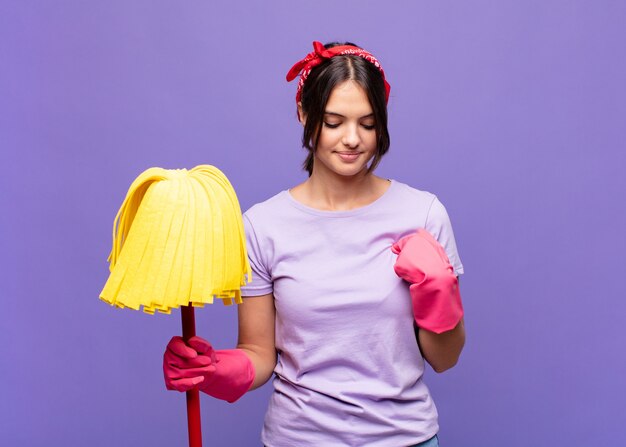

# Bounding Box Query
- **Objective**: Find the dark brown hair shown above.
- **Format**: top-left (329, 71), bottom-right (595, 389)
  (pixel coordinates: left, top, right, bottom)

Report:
top-left (299, 41), bottom-right (391, 176)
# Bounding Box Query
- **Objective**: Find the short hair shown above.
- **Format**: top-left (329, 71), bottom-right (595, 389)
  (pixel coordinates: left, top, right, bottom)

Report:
top-left (299, 41), bottom-right (390, 177)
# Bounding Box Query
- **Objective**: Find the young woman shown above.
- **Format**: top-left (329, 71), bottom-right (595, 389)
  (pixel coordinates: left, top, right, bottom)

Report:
top-left (163, 41), bottom-right (466, 447)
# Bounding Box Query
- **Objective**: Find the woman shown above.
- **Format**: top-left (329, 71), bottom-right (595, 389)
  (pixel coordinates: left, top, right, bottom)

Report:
top-left (163, 41), bottom-right (465, 447)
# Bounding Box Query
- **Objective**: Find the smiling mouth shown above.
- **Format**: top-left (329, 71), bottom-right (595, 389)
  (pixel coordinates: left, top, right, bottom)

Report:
top-left (336, 152), bottom-right (362, 162)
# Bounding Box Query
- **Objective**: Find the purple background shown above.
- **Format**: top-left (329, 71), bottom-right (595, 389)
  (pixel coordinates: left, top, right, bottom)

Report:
top-left (1, 1), bottom-right (625, 446)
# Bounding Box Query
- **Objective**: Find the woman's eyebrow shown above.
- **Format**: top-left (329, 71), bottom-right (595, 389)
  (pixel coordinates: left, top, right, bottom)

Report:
top-left (324, 111), bottom-right (375, 119)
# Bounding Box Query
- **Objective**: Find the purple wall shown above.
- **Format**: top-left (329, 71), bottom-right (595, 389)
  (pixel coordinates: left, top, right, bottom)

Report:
top-left (2, 1), bottom-right (625, 445)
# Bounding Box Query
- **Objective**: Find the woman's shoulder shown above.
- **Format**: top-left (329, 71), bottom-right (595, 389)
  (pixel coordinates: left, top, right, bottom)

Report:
top-left (390, 180), bottom-right (456, 227)
top-left (244, 190), bottom-right (288, 218)
top-left (242, 188), bottom-right (302, 232)
top-left (388, 179), bottom-right (438, 206)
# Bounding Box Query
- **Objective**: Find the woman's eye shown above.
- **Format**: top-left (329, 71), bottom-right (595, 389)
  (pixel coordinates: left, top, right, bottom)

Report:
top-left (324, 122), bottom-right (340, 129)
top-left (362, 124), bottom-right (376, 130)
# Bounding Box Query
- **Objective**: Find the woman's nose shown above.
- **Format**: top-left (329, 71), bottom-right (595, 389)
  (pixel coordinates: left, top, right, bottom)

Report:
top-left (342, 123), bottom-right (361, 148)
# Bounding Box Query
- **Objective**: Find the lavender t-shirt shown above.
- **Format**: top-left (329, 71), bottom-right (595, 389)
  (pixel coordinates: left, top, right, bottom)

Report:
top-left (241, 179), bottom-right (464, 447)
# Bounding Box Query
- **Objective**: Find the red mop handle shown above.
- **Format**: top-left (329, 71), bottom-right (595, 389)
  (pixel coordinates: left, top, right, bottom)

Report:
top-left (181, 305), bottom-right (203, 447)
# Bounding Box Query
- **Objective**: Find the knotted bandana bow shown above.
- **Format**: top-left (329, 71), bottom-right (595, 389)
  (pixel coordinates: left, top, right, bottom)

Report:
top-left (286, 41), bottom-right (391, 104)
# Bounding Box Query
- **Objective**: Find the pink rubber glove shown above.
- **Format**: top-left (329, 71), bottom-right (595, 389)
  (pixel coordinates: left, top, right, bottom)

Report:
top-left (163, 336), bottom-right (255, 403)
top-left (391, 228), bottom-right (463, 334)
top-left (163, 336), bottom-right (216, 391)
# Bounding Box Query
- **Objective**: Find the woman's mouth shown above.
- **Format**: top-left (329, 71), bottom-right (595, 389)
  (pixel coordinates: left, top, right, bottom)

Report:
top-left (336, 151), bottom-right (361, 162)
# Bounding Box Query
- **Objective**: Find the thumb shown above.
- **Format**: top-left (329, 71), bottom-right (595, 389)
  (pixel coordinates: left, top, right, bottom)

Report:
top-left (391, 233), bottom-right (412, 254)
top-left (391, 241), bottom-right (401, 255)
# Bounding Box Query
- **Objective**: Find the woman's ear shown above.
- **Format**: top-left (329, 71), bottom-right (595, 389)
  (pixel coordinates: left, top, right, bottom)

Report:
top-left (297, 102), bottom-right (306, 126)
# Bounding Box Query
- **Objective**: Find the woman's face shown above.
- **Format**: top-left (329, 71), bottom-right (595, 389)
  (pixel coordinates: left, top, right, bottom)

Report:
top-left (309, 80), bottom-right (377, 179)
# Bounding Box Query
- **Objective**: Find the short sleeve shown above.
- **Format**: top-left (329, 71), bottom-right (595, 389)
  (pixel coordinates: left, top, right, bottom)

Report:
top-left (424, 196), bottom-right (465, 276)
top-left (240, 214), bottom-right (273, 297)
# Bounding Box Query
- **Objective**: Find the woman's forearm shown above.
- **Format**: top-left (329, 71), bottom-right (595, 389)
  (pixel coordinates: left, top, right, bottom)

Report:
top-left (418, 317), bottom-right (465, 373)
top-left (237, 344), bottom-right (277, 390)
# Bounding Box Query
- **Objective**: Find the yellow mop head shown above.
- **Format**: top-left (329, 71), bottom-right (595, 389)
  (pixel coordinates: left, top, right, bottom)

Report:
top-left (100, 165), bottom-right (252, 314)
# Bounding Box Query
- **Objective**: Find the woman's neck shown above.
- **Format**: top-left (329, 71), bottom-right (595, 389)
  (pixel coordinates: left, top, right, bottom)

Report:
top-left (291, 168), bottom-right (390, 212)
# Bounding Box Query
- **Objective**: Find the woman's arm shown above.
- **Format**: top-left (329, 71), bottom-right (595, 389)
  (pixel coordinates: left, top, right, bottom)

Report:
top-left (237, 293), bottom-right (278, 390)
top-left (416, 275), bottom-right (465, 373)
top-left (418, 316), bottom-right (465, 373)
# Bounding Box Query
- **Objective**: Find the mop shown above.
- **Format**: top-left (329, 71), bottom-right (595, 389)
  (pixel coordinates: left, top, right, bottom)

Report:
top-left (100, 165), bottom-right (251, 447)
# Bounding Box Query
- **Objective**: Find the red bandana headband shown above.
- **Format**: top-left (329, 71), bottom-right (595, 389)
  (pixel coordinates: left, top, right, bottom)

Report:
top-left (286, 41), bottom-right (391, 104)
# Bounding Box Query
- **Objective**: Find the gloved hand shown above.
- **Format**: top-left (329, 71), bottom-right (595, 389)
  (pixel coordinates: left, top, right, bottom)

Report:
top-left (163, 335), bottom-right (216, 392)
top-left (391, 228), bottom-right (463, 334)
top-left (163, 335), bottom-right (255, 403)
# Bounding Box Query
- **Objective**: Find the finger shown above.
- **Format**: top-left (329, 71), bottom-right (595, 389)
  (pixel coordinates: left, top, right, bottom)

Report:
top-left (166, 336), bottom-right (198, 360)
top-left (165, 363), bottom-right (216, 380)
top-left (393, 262), bottom-right (427, 284)
top-left (168, 376), bottom-right (205, 392)
top-left (188, 336), bottom-right (213, 355)
top-left (165, 353), bottom-right (214, 370)
top-left (188, 354), bottom-right (214, 367)
top-left (393, 233), bottom-right (431, 283)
